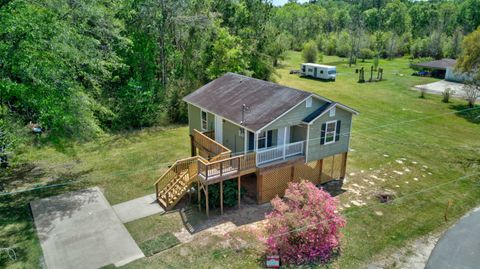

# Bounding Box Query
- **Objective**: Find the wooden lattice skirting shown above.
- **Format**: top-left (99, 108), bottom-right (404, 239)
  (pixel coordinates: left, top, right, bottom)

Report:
top-left (257, 152), bottom-right (347, 203)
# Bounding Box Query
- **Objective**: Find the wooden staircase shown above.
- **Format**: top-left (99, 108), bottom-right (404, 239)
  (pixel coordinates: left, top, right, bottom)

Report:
top-left (154, 157), bottom-right (199, 210)
top-left (154, 129), bottom-right (257, 211)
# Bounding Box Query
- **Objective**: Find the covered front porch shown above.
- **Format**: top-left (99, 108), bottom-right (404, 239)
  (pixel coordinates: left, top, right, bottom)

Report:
top-left (197, 117), bottom-right (308, 167)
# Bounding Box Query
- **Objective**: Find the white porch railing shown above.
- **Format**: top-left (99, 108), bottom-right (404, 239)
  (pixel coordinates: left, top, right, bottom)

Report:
top-left (256, 141), bottom-right (305, 165)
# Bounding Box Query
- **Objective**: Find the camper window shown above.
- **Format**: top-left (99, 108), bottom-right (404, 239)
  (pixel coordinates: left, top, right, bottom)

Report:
top-left (328, 70), bottom-right (336, 75)
top-left (320, 70), bottom-right (324, 74)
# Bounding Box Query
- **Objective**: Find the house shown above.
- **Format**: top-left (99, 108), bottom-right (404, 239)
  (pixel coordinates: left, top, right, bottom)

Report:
top-left (412, 58), bottom-right (471, 82)
top-left (154, 73), bottom-right (358, 216)
top-left (301, 63), bottom-right (336, 81)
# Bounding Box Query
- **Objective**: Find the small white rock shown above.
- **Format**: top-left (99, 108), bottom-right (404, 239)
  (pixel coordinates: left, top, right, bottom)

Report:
top-left (393, 170), bottom-right (404, 175)
top-left (396, 160), bottom-right (404, 164)
top-left (413, 178), bottom-right (419, 181)
top-left (375, 211), bottom-right (383, 216)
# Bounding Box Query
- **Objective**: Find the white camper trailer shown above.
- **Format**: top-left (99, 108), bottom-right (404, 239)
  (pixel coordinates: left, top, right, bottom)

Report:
top-left (301, 63), bottom-right (336, 81)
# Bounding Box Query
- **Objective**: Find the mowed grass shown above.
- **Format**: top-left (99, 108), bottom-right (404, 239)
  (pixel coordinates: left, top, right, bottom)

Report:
top-left (1, 52), bottom-right (480, 268)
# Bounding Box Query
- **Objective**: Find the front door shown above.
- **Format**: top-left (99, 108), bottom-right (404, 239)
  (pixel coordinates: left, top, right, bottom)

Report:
top-left (314, 67), bottom-right (317, 77)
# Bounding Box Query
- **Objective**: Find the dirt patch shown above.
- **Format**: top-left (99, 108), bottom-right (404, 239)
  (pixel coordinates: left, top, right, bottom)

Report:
top-left (367, 232), bottom-right (441, 269)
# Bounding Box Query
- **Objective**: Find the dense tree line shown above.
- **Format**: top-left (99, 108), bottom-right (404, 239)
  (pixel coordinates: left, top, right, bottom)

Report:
top-left (0, 0), bottom-right (274, 141)
top-left (0, 0), bottom-right (479, 161)
top-left (272, 0), bottom-right (480, 64)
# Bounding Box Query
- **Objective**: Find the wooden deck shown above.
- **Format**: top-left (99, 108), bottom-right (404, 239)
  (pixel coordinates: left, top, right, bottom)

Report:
top-left (155, 129), bottom-right (257, 214)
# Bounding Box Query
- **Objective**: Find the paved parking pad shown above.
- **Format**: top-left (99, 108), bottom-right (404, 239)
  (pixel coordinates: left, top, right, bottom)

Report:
top-left (31, 187), bottom-right (144, 269)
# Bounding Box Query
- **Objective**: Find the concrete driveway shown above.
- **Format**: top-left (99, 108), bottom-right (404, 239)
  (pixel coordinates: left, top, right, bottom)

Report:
top-left (30, 187), bottom-right (144, 269)
top-left (426, 207), bottom-right (480, 269)
top-left (414, 80), bottom-right (476, 99)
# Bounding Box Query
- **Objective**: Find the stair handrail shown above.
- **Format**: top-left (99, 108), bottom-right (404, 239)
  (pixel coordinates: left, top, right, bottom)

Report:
top-left (154, 156), bottom-right (199, 187)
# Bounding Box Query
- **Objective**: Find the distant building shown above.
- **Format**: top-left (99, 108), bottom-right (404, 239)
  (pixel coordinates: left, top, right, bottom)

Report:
top-left (412, 58), bottom-right (472, 83)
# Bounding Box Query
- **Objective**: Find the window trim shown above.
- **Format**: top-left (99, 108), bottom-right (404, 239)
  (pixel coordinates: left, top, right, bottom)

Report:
top-left (200, 109), bottom-right (208, 131)
top-left (324, 120), bottom-right (337, 145)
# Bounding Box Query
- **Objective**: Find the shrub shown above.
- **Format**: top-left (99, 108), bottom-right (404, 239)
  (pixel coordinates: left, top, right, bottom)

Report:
top-left (442, 88), bottom-right (455, 103)
top-left (359, 48), bottom-right (374, 62)
top-left (463, 80), bottom-right (480, 108)
top-left (199, 180), bottom-right (245, 209)
top-left (263, 181), bottom-right (345, 265)
top-left (302, 40), bottom-right (318, 63)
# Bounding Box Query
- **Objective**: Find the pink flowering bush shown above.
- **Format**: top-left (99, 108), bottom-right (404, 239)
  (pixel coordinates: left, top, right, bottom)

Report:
top-left (263, 181), bottom-right (346, 265)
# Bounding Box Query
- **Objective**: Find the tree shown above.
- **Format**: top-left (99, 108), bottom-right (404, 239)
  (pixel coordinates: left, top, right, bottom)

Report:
top-left (302, 40), bottom-right (318, 63)
top-left (0, 0), bottom-right (128, 138)
top-left (206, 27), bottom-right (249, 79)
top-left (456, 27), bottom-right (480, 79)
top-left (263, 181), bottom-right (345, 265)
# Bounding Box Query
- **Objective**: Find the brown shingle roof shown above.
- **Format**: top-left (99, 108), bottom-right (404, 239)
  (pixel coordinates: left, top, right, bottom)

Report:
top-left (412, 58), bottom-right (456, 70)
top-left (183, 73), bottom-right (312, 131)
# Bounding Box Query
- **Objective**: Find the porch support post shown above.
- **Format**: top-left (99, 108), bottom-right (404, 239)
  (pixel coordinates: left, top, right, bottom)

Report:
top-left (237, 176), bottom-right (241, 209)
top-left (220, 181), bottom-right (223, 215)
top-left (197, 181), bottom-right (201, 211)
top-left (206, 184), bottom-right (209, 217)
top-left (282, 126), bottom-right (287, 159)
top-left (341, 152), bottom-right (348, 179)
top-left (244, 128), bottom-right (247, 154)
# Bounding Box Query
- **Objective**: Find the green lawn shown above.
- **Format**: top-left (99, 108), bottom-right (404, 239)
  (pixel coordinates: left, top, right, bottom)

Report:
top-left (1, 52), bottom-right (480, 268)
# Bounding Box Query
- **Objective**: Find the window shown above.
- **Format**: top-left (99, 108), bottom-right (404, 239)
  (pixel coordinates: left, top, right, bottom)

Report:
top-left (257, 130), bottom-right (273, 150)
top-left (320, 70), bottom-right (324, 74)
top-left (238, 128), bottom-right (245, 137)
top-left (306, 97), bottom-right (312, 108)
top-left (257, 131), bottom-right (266, 149)
top-left (329, 107), bottom-right (336, 117)
top-left (201, 110), bottom-right (207, 131)
top-left (324, 121), bottom-right (337, 144)
top-left (308, 68), bottom-right (313, 72)
top-left (328, 70), bottom-right (336, 75)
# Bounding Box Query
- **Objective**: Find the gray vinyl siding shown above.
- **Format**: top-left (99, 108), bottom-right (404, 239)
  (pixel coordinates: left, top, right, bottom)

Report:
top-left (264, 97), bottom-right (326, 131)
top-left (188, 103), bottom-right (214, 135)
top-left (222, 120), bottom-right (245, 153)
top-left (306, 107), bottom-right (352, 162)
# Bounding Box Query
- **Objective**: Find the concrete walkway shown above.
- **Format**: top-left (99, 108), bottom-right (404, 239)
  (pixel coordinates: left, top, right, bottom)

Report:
top-left (112, 193), bottom-right (164, 223)
top-left (31, 187), bottom-right (144, 269)
top-left (426, 207), bottom-right (480, 269)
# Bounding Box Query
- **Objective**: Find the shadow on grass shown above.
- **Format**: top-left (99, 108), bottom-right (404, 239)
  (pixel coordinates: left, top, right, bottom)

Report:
top-left (299, 76), bottom-right (336, 83)
top-left (450, 104), bottom-right (480, 124)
